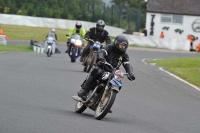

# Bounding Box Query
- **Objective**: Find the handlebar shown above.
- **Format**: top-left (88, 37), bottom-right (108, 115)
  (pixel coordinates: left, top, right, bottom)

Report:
top-left (86, 38), bottom-right (94, 43)
top-left (99, 61), bottom-right (130, 77)
top-left (98, 61), bottom-right (113, 70)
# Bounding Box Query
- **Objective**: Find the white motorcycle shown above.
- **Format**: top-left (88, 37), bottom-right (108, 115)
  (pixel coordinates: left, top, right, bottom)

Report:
top-left (44, 37), bottom-right (56, 57)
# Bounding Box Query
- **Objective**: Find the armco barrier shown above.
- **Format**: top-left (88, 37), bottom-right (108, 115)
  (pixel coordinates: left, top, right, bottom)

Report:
top-left (33, 46), bottom-right (44, 54)
top-left (0, 14), bottom-right (124, 37)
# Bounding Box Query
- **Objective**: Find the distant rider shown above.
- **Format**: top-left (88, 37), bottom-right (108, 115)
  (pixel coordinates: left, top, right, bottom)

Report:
top-left (65, 21), bottom-right (86, 53)
top-left (79, 19), bottom-right (111, 62)
top-left (45, 29), bottom-right (61, 53)
top-left (46, 29), bottom-right (57, 41)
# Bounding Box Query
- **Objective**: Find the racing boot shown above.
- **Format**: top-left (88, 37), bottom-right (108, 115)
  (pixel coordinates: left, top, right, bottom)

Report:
top-left (77, 75), bottom-right (95, 99)
top-left (77, 89), bottom-right (87, 101)
top-left (108, 110), bottom-right (112, 113)
top-left (79, 55), bottom-right (84, 62)
top-left (65, 49), bottom-right (68, 53)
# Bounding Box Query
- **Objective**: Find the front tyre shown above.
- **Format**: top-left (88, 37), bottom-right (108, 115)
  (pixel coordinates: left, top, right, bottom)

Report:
top-left (71, 48), bottom-right (77, 62)
top-left (47, 49), bottom-right (51, 57)
top-left (75, 102), bottom-right (87, 113)
top-left (95, 90), bottom-right (117, 120)
top-left (86, 53), bottom-right (97, 73)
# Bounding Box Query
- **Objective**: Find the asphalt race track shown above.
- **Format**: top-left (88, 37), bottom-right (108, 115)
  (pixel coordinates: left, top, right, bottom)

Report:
top-left (0, 42), bottom-right (200, 133)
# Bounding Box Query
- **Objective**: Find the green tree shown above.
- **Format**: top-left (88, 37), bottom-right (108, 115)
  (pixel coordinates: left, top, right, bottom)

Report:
top-left (0, 0), bottom-right (145, 30)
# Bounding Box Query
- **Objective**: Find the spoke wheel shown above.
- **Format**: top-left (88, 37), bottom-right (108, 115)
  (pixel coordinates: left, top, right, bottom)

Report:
top-left (86, 53), bottom-right (97, 73)
top-left (95, 90), bottom-right (117, 120)
top-left (75, 102), bottom-right (87, 113)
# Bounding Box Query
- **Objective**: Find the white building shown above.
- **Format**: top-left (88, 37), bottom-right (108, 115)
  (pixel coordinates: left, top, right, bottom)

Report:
top-left (145, 0), bottom-right (200, 49)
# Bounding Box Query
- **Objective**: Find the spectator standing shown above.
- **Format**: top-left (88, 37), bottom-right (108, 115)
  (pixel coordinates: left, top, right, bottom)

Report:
top-left (142, 28), bottom-right (147, 36)
top-left (188, 35), bottom-right (195, 51)
top-left (160, 31), bottom-right (164, 38)
top-left (0, 26), bottom-right (3, 35)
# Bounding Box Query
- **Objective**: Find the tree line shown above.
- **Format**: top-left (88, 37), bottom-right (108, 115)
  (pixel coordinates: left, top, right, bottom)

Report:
top-left (0, 0), bottom-right (147, 30)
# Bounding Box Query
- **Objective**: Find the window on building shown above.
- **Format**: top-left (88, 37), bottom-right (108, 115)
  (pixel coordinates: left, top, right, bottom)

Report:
top-left (161, 14), bottom-right (183, 24)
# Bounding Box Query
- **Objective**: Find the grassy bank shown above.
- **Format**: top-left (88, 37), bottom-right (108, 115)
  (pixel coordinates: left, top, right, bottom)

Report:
top-left (1, 24), bottom-right (69, 42)
top-left (1, 24), bottom-right (115, 43)
top-left (148, 57), bottom-right (200, 87)
top-left (0, 45), bottom-right (32, 52)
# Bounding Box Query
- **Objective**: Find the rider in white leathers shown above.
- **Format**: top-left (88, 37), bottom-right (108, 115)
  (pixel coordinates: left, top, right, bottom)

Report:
top-left (44, 29), bottom-right (57, 54)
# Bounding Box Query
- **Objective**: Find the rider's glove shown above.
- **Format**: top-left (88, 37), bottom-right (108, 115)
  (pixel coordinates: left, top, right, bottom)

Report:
top-left (96, 57), bottom-right (106, 67)
top-left (85, 38), bottom-right (89, 41)
top-left (98, 57), bottom-right (106, 62)
top-left (127, 72), bottom-right (135, 81)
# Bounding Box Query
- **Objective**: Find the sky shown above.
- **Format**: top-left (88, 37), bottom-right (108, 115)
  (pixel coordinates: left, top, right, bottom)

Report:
top-left (102, 0), bottom-right (112, 5)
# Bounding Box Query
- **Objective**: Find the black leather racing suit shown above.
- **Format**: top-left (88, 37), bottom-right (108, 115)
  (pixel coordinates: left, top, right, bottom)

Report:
top-left (81, 27), bottom-right (111, 58)
top-left (81, 44), bottom-right (135, 93)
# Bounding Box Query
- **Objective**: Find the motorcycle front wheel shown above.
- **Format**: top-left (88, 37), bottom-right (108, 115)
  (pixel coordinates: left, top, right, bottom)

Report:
top-left (86, 53), bottom-right (97, 73)
top-left (71, 48), bottom-right (77, 62)
top-left (82, 56), bottom-right (88, 72)
top-left (75, 101), bottom-right (87, 113)
top-left (95, 90), bottom-right (117, 120)
top-left (47, 49), bottom-right (51, 57)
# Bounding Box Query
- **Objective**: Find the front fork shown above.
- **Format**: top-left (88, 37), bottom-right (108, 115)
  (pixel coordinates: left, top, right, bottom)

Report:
top-left (101, 85), bottom-right (109, 102)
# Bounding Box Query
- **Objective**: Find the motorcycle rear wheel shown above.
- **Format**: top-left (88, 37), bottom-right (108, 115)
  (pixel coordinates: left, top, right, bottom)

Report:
top-left (75, 101), bottom-right (87, 113)
top-left (95, 90), bottom-right (117, 120)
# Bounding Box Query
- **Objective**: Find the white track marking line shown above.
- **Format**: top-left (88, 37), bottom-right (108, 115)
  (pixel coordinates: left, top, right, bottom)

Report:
top-left (0, 51), bottom-right (8, 54)
top-left (142, 58), bottom-right (200, 91)
top-left (159, 67), bottom-right (200, 91)
top-left (142, 59), bottom-right (148, 65)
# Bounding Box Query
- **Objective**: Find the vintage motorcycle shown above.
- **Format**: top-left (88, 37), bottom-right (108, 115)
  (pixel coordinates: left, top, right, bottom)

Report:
top-left (44, 37), bottom-right (56, 57)
top-left (82, 39), bottom-right (103, 73)
top-left (67, 34), bottom-right (83, 62)
top-left (72, 62), bottom-right (129, 120)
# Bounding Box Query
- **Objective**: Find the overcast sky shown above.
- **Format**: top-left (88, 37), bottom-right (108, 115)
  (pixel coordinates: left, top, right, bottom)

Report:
top-left (102, 0), bottom-right (112, 5)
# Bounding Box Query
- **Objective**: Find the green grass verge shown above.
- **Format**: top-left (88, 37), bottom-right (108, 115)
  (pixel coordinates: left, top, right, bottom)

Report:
top-left (1, 24), bottom-right (69, 42)
top-left (147, 57), bottom-right (200, 87)
top-left (0, 24), bottom-right (161, 48)
top-left (1, 24), bottom-right (116, 43)
top-left (0, 45), bottom-right (33, 52)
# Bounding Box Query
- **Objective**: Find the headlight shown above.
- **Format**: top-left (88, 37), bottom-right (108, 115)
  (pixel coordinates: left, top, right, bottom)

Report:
top-left (102, 72), bottom-right (110, 80)
top-left (75, 40), bottom-right (82, 46)
top-left (71, 39), bottom-right (76, 44)
top-left (114, 70), bottom-right (124, 81)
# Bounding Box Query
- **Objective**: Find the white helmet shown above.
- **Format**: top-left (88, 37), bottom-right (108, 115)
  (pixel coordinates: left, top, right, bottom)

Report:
top-left (51, 29), bottom-right (56, 32)
top-left (76, 21), bottom-right (82, 29)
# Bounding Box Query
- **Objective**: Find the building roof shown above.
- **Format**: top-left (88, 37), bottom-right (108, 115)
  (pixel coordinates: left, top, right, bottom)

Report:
top-left (147, 0), bottom-right (200, 16)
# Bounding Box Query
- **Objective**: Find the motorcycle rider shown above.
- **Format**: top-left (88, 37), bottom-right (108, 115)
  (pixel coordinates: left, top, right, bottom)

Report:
top-left (65, 21), bottom-right (86, 53)
top-left (46, 28), bottom-right (57, 41)
top-left (79, 19), bottom-right (111, 62)
top-left (45, 29), bottom-right (61, 53)
top-left (76, 35), bottom-right (136, 104)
